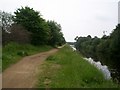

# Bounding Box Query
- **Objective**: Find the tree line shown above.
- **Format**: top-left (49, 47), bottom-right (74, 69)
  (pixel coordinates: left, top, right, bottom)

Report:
top-left (75, 24), bottom-right (120, 82)
top-left (1, 6), bottom-right (66, 46)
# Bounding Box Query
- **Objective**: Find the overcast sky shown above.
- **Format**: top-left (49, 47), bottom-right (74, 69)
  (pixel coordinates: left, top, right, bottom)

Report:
top-left (0, 0), bottom-right (119, 42)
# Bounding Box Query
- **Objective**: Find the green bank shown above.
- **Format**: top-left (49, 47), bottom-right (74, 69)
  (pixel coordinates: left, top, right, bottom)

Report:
top-left (2, 42), bottom-right (53, 71)
top-left (37, 45), bottom-right (119, 88)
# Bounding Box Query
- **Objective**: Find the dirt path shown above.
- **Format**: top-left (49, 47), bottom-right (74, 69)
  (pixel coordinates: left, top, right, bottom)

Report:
top-left (2, 49), bottom-right (58, 88)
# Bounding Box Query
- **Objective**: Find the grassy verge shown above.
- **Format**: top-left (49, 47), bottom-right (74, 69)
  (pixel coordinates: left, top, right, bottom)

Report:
top-left (36, 45), bottom-right (119, 88)
top-left (0, 46), bottom-right (1, 73)
top-left (2, 42), bottom-right (53, 71)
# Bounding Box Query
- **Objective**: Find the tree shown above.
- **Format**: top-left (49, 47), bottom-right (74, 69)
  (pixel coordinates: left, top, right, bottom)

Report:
top-left (14, 6), bottom-right (50, 45)
top-left (0, 11), bottom-right (13, 33)
top-left (75, 24), bottom-right (120, 82)
top-left (74, 36), bottom-right (79, 41)
top-left (47, 20), bottom-right (65, 46)
top-left (109, 25), bottom-right (120, 68)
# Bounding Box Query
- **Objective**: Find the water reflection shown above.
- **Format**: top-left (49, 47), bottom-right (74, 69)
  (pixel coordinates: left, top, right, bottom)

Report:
top-left (70, 45), bottom-right (76, 51)
top-left (70, 45), bottom-right (111, 80)
top-left (84, 58), bottom-right (111, 80)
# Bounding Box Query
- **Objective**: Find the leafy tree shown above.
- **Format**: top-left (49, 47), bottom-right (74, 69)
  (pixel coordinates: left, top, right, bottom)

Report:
top-left (109, 25), bottom-right (120, 68)
top-left (14, 6), bottom-right (50, 45)
top-left (75, 24), bottom-right (120, 82)
top-left (47, 20), bottom-right (65, 46)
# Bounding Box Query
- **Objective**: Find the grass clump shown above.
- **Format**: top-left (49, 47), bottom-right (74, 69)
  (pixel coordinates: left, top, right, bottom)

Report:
top-left (37, 45), bottom-right (119, 88)
top-left (2, 42), bottom-right (53, 71)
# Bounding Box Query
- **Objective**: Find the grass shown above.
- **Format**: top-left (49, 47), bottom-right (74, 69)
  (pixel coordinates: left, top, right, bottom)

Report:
top-left (0, 46), bottom-right (1, 73)
top-left (2, 42), bottom-right (53, 71)
top-left (36, 45), bottom-right (119, 88)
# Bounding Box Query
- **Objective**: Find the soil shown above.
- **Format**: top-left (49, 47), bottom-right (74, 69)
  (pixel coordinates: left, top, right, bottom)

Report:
top-left (2, 49), bottom-right (58, 88)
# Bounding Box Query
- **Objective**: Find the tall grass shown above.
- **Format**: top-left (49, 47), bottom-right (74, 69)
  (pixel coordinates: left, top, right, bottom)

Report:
top-left (37, 45), bottom-right (119, 88)
top-left (2, 42), bottom-right (53, 71)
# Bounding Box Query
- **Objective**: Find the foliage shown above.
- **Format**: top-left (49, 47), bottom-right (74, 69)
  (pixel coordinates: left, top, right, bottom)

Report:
top-left (1, 6), bottom-right (66, 46)
top-left (13, 6), bottom-right (65, 46)
top-left (0, 11), bottom-right (13, 32)
top-left (36, 45), bottom-right (118, 88)
top-left (47, 20), bottom-right (66, 46)
top-left (13, 6), bottom-right (50, 45)
top-left (2, 24), bottom-right (31, 45)
top-left (75, 24), bottom-right (120, 82)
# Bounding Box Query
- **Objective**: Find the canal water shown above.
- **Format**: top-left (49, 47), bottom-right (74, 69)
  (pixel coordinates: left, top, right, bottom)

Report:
top-left (84, 57), bottom-right (111, 80)
top-left (70, 45), bottom-right (111, 80)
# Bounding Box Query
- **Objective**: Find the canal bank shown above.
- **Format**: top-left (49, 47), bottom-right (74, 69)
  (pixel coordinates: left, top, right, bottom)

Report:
top-left (70, 44), bottom-right (120, 84)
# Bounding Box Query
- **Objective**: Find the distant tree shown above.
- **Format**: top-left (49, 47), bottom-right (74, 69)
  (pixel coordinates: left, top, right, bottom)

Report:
top-left (75, 24), bottom-right (120, 82)
top-left (109, 25), bottom-right (120, 67)
top-left (0, 11), bottom-right (13, 33)
top-left (74, 36), bottom-right (79, 41)
top-left (47, 20), bottom-right (65, 46)
top-left (87, 35), bottom-right (91, 39)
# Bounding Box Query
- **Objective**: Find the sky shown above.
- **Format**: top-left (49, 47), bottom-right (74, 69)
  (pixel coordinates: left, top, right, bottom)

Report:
top-left (0, 0), bottom-right (119, 42)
